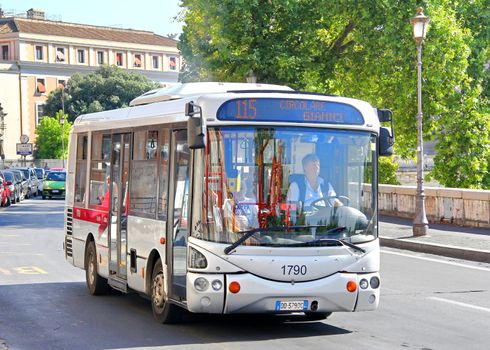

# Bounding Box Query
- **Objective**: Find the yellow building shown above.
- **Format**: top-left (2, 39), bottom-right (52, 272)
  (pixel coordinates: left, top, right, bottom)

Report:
top-left (0, 8), bottom-right (180, 160)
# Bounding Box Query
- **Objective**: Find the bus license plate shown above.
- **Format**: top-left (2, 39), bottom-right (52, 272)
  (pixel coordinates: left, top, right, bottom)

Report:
top-left (51, 190), bottom-right (59, 193)
top-left (275, 300), bottom-right (308, 311)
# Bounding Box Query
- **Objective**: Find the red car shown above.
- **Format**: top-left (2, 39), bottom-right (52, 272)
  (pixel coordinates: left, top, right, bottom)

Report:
top-left (0, 172), bottom-right (11, 206)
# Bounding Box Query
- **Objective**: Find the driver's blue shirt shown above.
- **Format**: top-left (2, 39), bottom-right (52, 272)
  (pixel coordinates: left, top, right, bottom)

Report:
top-left (287, 177), bottom-right (336, 207)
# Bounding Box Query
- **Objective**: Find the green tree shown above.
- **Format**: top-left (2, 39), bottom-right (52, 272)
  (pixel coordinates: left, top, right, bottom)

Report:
top-left (44, 65), bottom-right (161, 122)
top-left (34, 111), bottom-right (71, 159)
top-left (179, 0), bottom-right (490, 188)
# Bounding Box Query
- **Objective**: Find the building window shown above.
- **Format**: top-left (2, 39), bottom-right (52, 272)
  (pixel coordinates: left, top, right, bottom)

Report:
top-left (56, 47), bottom-right (65, 62)
top-left (35, 103), bottom-right (46, 125)
top-left (1, 45), bottom-right (8, 60)
top-left (35, 45), bottom-right (44, 60)
top-left (152, 55), bottom-right (159, 69)
top-left (116, 52), bottom-right (123, 66)
top-left (97, 51), bottom-right (104, 65)
top-left (77, 49), bottom-right (85, 64)
top-left (57, 79), bottom-right (66, 89)
top-left (133, 54), bottom-right (142, 68)
top-left (36, 78), bottom-right (46, 94)
top-left (169, 56), bottom-right (177, 71)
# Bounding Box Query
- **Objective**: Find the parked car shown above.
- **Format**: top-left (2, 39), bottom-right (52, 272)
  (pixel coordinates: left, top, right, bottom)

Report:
top-left (0, 175), bottom-right (7, 206)
top-left (12, 167), bottom-right (38, 198)
top-left (34, 168), bottom-right (45, 195)
top-left (10, 169), bottom-right (29, 200)
top-left (42, 171), bottom-right (66, 199)
top-left (0, 170), bottom-right (19, 204)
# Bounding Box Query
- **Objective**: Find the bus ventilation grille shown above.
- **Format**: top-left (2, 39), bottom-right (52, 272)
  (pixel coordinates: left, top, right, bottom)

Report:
top-left (65, 208), bottom-right (73, 257)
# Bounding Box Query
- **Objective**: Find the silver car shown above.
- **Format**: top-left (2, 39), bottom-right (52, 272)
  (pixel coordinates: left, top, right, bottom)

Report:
top-left (12, 167), bottom-right (38, 198)
top-left (34, 168), bottom-right (45, 195)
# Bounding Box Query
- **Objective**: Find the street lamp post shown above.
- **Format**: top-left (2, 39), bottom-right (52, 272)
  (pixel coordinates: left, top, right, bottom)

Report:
top-left (411, 8), bottom-right (430, 236)
top-left (60, 87), bottom-right (65, 169)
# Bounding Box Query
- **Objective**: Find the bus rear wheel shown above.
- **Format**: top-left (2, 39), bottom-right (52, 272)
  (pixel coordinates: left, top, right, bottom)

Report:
top-left (151, 258), bottom-right (182, 324)
top-left (85, 240), bottom-right (109, 295)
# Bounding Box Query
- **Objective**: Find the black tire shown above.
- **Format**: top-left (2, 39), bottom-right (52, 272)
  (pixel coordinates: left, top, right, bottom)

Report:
top-left (42, 195), bottom-right (46, 200)
top-left (151, 259), bottom-right (182, 324)
top-left (85, 240), bottom-right (110, 295)
top-left (6, 197), bottom-right (11, 206)
top-left (304, 312), bottom-right (332, 321)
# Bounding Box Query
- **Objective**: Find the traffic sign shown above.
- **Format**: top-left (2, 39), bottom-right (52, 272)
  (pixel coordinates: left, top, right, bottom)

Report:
top-left (16, 143), bottom-right (33, 155)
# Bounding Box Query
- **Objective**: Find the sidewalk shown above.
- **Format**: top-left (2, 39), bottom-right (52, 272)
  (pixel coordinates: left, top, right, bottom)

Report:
top-left (379, 215), bottom-right (490, 263)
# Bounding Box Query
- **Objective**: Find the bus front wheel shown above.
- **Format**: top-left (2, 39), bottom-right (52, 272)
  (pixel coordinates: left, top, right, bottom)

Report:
top-left (151, 259), bottom-right (182, 324)
top-left (85, 240), bottom-right (109, 295)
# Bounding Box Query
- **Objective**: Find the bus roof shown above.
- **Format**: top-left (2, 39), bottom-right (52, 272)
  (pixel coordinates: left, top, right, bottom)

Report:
top-left (73, 83), bottom-right (381, 133)
top-left (129, 82), bottom-right (294, 106)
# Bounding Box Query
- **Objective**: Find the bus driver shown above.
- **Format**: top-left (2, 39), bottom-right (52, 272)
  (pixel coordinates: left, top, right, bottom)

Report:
top-left (286, 153), bottom-right (342, 208)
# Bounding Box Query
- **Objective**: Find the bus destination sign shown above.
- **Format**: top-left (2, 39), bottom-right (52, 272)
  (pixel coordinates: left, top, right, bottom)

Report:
top-left (217, 98), bottom-right (364, 125)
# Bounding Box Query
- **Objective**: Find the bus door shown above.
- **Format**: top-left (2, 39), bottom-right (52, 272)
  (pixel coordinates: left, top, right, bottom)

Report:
top-left (167, 130), bottom-right (190, 299)
top-left (108, 133), bottom-right (131, 291)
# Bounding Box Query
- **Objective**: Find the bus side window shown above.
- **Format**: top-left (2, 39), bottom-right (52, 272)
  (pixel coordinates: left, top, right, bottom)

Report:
top-left (88, 133), bottom-right (111, 209)
top-left (158, 129), bottom-right (170, 220)
top-left (75, 134), bottom-right (88, 205)
top-left (129, 130), bottom-right (158, 218)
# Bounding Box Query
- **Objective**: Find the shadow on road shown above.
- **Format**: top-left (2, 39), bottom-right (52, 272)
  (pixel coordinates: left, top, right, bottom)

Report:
top-left (0, 282), bottom-right (351, 350)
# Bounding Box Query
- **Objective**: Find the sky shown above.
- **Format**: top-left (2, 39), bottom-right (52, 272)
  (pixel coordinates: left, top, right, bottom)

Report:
top-left (0, 0), bottom-right (183, 36)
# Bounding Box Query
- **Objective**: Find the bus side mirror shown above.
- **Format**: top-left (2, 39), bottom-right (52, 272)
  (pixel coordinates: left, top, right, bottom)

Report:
top-left (379, 127), bottom-right (394, 156)
top-left (186, 102), bottom-right (206, 149)
top-left (376, 108), bottom-right (394, 157)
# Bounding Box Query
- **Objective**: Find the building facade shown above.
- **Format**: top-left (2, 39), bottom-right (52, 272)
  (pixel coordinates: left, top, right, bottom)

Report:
top-left (0, 8), bottom-right (180, 160)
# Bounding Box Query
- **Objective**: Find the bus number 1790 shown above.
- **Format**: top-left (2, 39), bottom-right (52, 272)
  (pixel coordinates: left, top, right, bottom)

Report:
top-left (281, 264), bottom-right (307, 276)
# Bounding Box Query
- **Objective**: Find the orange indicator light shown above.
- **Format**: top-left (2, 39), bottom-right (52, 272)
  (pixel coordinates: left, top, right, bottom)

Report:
top-left (346, 281), bottom-right (357, 293)
top-left (229, 281), bottom-right (241, 294)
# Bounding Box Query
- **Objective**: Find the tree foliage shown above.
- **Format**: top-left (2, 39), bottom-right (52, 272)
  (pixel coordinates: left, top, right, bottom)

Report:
top-left (179, 0), bottom-right (490, 188)
top-left (34, 111), bottom-right (71, 159)
top-left (44, 65), bottom-right (161, 122)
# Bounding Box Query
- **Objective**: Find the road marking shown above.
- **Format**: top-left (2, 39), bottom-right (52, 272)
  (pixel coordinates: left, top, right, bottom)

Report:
top-left (381, 250), bottom-right (490, 271)
top-left (0, 266), bottom-right (48, 275)
top-left (15, 266), bottom-right (48, 274)
top-left (428, 297), bottom-right (490, 313)
top-left (0, 211), bottom-right (64, 214)
top-left (0, 252), bottom-right (44, 256)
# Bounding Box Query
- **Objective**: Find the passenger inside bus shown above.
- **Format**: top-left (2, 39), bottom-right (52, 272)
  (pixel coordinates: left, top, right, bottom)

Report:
top-left (223, 178), bottom-right (259, 233)
top-left (286, 153), bottom-right (343, 209)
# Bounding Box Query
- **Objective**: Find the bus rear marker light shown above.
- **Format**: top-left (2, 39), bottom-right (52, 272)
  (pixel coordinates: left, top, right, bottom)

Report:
top-left (159, 237), bottom-right (166, 245)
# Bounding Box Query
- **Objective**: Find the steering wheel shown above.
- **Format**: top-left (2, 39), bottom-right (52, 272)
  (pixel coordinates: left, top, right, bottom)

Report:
top-left (310, 195), bottom-right (340, 209)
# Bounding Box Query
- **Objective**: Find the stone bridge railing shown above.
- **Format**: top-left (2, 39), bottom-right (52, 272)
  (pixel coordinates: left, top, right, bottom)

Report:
top-left (372, 185), bottom-right (490, 229)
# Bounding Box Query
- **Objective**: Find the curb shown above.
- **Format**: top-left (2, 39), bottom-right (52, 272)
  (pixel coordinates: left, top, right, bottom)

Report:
top-left (379, 237), bottom-right (490, 263)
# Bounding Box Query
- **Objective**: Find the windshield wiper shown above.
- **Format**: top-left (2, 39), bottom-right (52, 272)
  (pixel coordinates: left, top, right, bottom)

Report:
top-left (223, 225), bottom-right (347, 255)
top-left (285, 238), bottom-right (366, 253)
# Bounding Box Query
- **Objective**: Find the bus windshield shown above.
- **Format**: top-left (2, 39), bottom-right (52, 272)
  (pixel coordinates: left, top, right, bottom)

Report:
top-left (193, 127), bottom-right (377, 247)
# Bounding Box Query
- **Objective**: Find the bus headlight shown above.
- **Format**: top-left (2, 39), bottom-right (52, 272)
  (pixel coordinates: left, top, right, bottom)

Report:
top-left (194, 277), bottom-right (209, 292)
top-left (359, 278), bottom-right (369, 289)
top-left (370, 276), bottom-right (380, 289)
top-left (211, 279), bottom-right (223, 291)
top-left (189, 247), bottom-right (208, 269)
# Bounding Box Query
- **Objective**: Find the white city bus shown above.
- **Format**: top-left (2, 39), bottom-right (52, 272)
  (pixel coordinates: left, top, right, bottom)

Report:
top-left (64, 82), bottom-right (394, 323)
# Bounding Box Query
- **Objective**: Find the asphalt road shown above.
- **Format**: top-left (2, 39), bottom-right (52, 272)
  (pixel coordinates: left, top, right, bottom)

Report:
top-left (1, 198), bottom-right (489, 350)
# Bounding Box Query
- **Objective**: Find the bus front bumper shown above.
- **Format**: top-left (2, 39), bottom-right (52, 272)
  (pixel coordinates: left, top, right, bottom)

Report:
top-left (186, 271), bottom-right (380, 314)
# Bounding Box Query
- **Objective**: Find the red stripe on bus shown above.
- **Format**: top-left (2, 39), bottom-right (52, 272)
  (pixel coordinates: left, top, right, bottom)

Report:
top-left (73, 207), bottom-right (109, 224)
